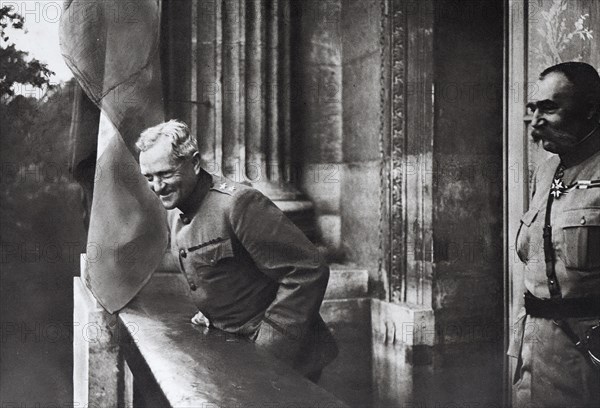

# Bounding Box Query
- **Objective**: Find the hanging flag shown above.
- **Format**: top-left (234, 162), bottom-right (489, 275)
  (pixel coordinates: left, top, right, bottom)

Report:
top-left (59, 0), bottom-right (168, 313)
top-left (67, 84), bottom-right (100, 230)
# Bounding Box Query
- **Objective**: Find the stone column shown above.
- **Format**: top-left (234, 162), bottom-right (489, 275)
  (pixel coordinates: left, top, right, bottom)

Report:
top-left (366, 0), bottom-right (505, 405)
top-left (222, 0), bottom-right (242, 177)
top-left (163, 0), bottom-right (314, 236)
top-left (244, 0), bottom-right (300, 199)
top-left (73, 255), bottom-right (126, 407)
top-left (244, 0), bottom-right (266, 183)
top-left (266, 0), bottom-right (280, 182)
top-left (293, 0), bottom-right (343, 249)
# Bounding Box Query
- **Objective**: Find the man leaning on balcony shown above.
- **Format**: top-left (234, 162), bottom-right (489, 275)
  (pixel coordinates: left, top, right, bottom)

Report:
top-left (137, 120), bottom-right (338, 383)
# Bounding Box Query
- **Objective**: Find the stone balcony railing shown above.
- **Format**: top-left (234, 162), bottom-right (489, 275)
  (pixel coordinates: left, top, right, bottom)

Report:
top-left (73, 259), bottom-right (371, 407)
top-left (74, 255), bottom-right (443, 407)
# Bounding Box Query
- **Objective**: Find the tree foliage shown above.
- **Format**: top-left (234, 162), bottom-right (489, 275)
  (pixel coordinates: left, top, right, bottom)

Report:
top-left (1, 78), bottom-right (86, 249)
top-left (0, 6), bottom-right (86, 255)
top-left (0, 4), bottom-right (24, 39)
top-left (0, 5), bottom-right (54, 98)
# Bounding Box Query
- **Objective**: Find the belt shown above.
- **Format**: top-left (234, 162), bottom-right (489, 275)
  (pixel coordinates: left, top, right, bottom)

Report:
top-left (524, 291), bottom-right (600, 319)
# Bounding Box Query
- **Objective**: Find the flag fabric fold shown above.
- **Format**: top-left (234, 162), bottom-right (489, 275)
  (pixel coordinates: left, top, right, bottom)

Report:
top-left (59, 0), bottom-right (168, 313)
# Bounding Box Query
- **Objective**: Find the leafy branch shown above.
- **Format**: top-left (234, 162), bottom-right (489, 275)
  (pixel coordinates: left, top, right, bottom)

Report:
top-left (531, 0), bottom-right (593, 67)
top-left (0, 5), bottom-right (54, 99)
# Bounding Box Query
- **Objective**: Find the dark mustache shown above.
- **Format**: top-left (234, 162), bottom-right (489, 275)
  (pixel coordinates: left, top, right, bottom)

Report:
top-left (530, 127), bottom-right (578, 144)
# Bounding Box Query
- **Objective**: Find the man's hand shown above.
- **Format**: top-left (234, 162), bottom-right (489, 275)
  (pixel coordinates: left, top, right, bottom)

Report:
top-left (191, 310), bottom-right (210, 327)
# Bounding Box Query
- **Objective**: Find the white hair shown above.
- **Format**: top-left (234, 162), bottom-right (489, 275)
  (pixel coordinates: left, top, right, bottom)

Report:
top-left (136, 119), bottom-right (198, 161)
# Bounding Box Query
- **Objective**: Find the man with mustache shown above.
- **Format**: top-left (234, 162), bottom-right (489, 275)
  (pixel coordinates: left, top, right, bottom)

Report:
top-left (510, 62), bottom-right (600, 407)
top-left (137, 120), bottom-right (338, 382)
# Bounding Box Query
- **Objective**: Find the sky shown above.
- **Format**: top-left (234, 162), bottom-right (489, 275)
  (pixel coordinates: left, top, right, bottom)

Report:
top-left (3, 1), bottom-right (73, 85)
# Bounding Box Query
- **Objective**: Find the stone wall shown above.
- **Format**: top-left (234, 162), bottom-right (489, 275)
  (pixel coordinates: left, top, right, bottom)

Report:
top-left (340, 0), bottom-right (385, 291)
top-left (431, 1), bottom-right (504, 404)
top-left (291, 0), bottom-right (345, 254)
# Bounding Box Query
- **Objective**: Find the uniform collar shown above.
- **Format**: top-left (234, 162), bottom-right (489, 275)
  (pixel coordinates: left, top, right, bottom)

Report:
top-left (177, 169), bottom-right (213, 224)
top-left (560, 127), bottom-right (600, 168)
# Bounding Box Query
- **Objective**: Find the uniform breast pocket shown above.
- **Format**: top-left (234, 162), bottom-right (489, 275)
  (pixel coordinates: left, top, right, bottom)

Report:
top-left (189, 238), bottom-right (235, 271)
top-left (516, 207), bottom-right (540, 263)
top-left (560, 208), bottom-right (600, 270)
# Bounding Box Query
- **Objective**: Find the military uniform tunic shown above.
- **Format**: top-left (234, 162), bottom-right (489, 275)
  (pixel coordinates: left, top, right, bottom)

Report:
top-left (167, 171), bottom-right (338, 376)
top-left (510, 150), bottom-right (600, 407)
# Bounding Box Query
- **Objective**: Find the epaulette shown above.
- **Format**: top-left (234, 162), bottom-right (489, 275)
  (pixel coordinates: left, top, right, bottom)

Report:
top-left (211, 181), bottom-right (237, 196)
top-left (565, 179), bottom-right (600, 193)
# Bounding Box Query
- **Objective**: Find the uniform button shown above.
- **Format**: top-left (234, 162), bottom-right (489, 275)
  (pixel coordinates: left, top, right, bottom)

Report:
top-left (190, 283), bottom-right (197, 291)
top-left (179, 249), bottom-right (187, 258)
top-left (580, 216), bottom-right (586, 225)
top-left (550, 280), bottom-right (555, 284)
